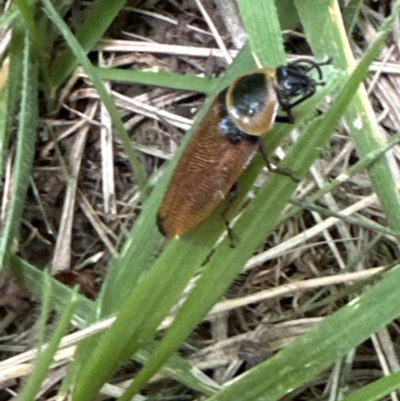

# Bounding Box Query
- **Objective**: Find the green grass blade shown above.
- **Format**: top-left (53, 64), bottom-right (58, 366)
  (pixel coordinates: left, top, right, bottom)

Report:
top-left (40, 0), bottom-right (148, 192)
top-left (52, 0), bottom-right (128, 87)
top-left (205, 264), bottom-right (400, 401)
top-left (13, 0), bottom-right (52, 91)
top-left (295, 0), bottom-right (400, 234)
top-left (71, 243), bottom-right (208, 401)
top-left (0, 7), bottom-right (19, 28)
top-left (343, 0), bottom-right (364, 34)
top-left (0, 95), bottom-right (6, 176)
top-left (342, 370), bottom-right (400, 401)
top-left (276, 0), bottom-right (300, 31)
top-left (18, 273), bottom-right (78, 401)
top-left (0, 32), bottom-right (38, 269)
top-left (10, 255), bottom-right (94, 327)
top-left (93, 66), bottom-right (218, 93)
top-left (0, 21), bottom-right (23, 178)
top-left (9, 254), bottom-right (219, 396)
top-left (236, 0), bottom-right (285, 66)
top-left (0, 9), bottom-right (30, 178)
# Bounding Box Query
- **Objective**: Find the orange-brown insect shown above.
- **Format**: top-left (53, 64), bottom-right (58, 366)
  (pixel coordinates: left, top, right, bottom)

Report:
top-left (157, 59), bottom-right (327, 239)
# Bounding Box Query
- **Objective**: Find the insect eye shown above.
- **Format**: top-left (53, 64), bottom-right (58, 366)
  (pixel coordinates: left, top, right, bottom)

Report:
top-left (276, 65), bottom-right (313, 99)
top-left (276, 67), bottom-right (288, 83)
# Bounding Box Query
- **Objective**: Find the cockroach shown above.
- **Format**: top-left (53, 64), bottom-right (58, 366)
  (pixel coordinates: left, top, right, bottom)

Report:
top-left (157, 59), bottom-right (328, 239)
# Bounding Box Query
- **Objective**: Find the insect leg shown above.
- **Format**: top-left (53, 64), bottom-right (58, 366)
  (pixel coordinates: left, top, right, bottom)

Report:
top-left (221, 183), bottom-right (239, 248)
top-left (275, 114), bottom-right (295, 123)
top-left (259, 142), bottom-right (300, 183)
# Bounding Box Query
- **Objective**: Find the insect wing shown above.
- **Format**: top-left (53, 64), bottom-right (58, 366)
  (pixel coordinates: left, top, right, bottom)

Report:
top-left (157, 96), bottom-right (259, 238)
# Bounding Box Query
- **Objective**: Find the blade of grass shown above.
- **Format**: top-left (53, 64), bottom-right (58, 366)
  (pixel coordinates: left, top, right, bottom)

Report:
top-left (236, 0), bottom-right (285, 66)
top-left (0, 1), bottom-right (37, 181)
top-left (9, 255), bottom-right (220, 396)
top-left (290, 197), bottom-right (400, 238)
top-left (13, 0), bottom-right (52, 90)
top-left (276, 0), bottom-right (300, 31)
top-left (0, 32), bottom-right (38, 269)
top-left (281, 130), bottom-right (400, 228)
top-left (17, 273), bottom-right (78, 401)
top-left (70, 238), bottom-right (217, 401)
top-left (39, 0), bottom-right (148, 192)
top-left (11, 255), bottom-right (94, 327)
top-left (341, 370), bottom-right (400, 401)
top-left (93, 66), bottom-right (218, 93)
top-left (343, 0), bottom-right (364, 35)
top-left (0, 6), bottom-right (19, 28)
top-left (134, 342), bottom-right (220, 396)
top-left (52, 0), bottom-right (129, 87)
top-left (0, 84), bottom-right (6, 176)
top-left (205, 263), bottom-right (400, 401)
top-left (295, 0), bottom-right (400, 234)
